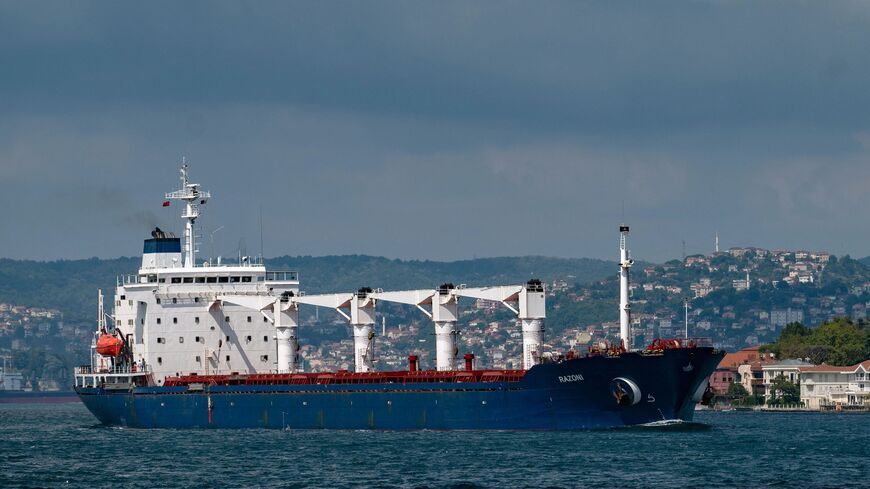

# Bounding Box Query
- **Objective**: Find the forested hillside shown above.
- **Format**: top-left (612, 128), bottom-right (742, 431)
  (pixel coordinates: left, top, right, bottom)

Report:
top-left (0, 255), bottom-right (616, 323)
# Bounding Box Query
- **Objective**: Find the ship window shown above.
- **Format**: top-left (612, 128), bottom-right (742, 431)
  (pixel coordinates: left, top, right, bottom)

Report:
top-left (157, 357), bottom-right (162, 365)
top-left (194, 297), bottom-right (200, 303)
top-left (195, 317), bottom-right (200, 324)
top-left (260, 355), bottom-right (269, 362)
top-left (156, 298), bottom-right (161, 304)
top-left (157, 337), bottom-right (165, 344)
top-left (140, 319), bottom-right (144, 325)
top-left (247, 316), bottom-right (251, 323)
top-left (120, 295), bottom-right (126, 300)
top-left (195, 277), bottom-right (206, 283)
top-left (171, 277), bottom-right (181, 284)
top-left (206, 277), bottom-right (217, 283)
top-left (116, 319), bottom-right (121, 326)
top-left (172, 298), bottom-right (177, 304)
top-left (264, 336), bottom-right (269, 342)
top-left (226, 335), bottom-right (230, 342)
top-left (183, 277), bottom-right (193, 284)
top-left (246, 335), bottom-right (252, 343)
top-left (128, 319), bottom-right (134, 326)
top-left (230, 276), bottom-right (241, 283)
top-left (179, 337), bottom-right (184, 343)
top-left (173, 317), bottom-right (178, 324)
top-left (196, 356), bottom-right (201, 362)
top-left (242, 276), bottom-right (252, 283)
top-left (158, 278), bottom-right (165, 283)
top-left (218, 276), bottom-right (229, 283)
top-left (116, 300), bottom-right (121, 307)
top-left (196, 336), bottom-right (203, 343)
top-left (257, 276), bottom-right (265, 282)
top-left (128, 300), bottom-right (133, 306)
top-left (148, 274), bottom-right (157, 283)
top-left (226, 355), bottom-right (230, 361)
top-left (225, 316), bottom-right (230, 323)
top-left (156, 318), bottom-right (161, 324)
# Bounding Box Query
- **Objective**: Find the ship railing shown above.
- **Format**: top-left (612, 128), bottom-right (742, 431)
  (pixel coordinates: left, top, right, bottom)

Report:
top-left (117, 274), bottom-right (144, 286)
top-left (265, 270), bottom-right (299, 282)
top-left (75, 365), bottom-right (151, 376)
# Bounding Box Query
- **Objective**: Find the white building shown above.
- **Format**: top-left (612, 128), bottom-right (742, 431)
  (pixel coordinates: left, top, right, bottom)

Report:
top-left (762, 359), bottom-right (814, 401)
top-left (799, 360), bottom-right (870, 408)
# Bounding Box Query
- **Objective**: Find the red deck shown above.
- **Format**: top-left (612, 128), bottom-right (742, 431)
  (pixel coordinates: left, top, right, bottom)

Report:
top-left (164, 369), bottom-right (527, 387)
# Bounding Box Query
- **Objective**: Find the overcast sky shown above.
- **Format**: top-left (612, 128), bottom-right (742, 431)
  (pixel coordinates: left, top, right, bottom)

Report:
top-left (1, 1), bottom-right (869, 263)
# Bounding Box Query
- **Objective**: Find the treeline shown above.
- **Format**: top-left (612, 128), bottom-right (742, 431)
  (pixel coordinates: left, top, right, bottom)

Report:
top-left (762, 317), bottom-right (870, 366)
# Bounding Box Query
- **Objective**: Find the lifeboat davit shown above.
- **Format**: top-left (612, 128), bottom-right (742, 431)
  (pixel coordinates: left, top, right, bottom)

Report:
top-left (96, 333), bottom-right (123, 357)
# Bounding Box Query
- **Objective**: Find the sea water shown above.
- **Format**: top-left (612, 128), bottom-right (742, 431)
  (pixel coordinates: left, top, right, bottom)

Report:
top-left (0, 403), bottom-right (867, 488)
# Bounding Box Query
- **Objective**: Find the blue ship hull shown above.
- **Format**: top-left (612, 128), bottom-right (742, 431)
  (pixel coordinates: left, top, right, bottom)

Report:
top-left (76, 348), bottom-right (722, 429)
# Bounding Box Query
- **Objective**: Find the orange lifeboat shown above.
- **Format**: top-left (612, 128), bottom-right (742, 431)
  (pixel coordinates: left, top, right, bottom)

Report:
top-left (96, 333), bottom-right (123, 357)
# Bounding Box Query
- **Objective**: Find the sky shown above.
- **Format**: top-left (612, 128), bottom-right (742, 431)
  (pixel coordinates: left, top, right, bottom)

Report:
top-left (1, 1), bottom-right (870, 263)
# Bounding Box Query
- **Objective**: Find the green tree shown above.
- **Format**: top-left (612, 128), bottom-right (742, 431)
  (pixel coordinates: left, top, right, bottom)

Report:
top-left (768, 374), bottom-right (800, 405)
top-left (727, 382), bottom-right (748, 399)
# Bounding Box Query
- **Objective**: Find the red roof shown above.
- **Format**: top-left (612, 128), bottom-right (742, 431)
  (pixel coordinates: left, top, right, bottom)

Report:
top-left (799, 359), bottom-right (870, 373)
top-left (717, 346), bottom-right (772, 369)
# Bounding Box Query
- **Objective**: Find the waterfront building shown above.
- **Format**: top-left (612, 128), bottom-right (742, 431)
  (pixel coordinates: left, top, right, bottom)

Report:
top-left (799, 360), bottom-right (870, 409)
top-left (762, 359), bottom-right (814, 401)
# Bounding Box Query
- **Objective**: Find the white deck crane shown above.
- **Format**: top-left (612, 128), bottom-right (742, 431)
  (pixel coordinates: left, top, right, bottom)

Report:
top-left (216, 280), bottom-right (546, 373)
top-left (370, 286), bottom-right (459, 371)
top-left (450, 280), bottom-right (546, 370)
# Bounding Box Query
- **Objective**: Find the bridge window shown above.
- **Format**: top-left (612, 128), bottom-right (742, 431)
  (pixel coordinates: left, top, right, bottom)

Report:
top-left (158, 278), bottom-right (165, 283)
top-left (230, 276), bottom-right (241, 283)
top-left (195, 277), bottom-right (206, 284)
top-left (183, 277), bottom-right (193, 284)
top-left (171, 277), bottom-right (181, 284)
top-left (242, 276), bottom-right (252, 283)
top-left (206, 277), bottom-right (217, 284)
top-left (218, 276), bottom-right (229, 283)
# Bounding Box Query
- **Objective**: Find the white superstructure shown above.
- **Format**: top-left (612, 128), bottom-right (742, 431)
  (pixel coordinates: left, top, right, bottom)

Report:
top-left (80, 162), bottom-right (548, 387)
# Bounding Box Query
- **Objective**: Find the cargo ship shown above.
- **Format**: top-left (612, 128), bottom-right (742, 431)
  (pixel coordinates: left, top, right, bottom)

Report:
top-left (74, 163), bottom-right (722, 429)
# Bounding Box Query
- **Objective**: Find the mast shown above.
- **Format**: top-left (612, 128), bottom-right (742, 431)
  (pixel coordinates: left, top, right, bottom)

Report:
top-left (619, 225), bottom-right (633, 348)
top-left (165, 159), bottom-right (210, 268)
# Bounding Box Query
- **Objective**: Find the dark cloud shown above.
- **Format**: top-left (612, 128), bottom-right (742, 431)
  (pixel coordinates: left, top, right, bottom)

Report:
top-left (0, 1), bottom-right (869, 262)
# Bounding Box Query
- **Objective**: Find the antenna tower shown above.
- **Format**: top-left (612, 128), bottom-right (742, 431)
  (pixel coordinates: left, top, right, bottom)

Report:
top-left (165, 159), bottom-right (210, 268)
